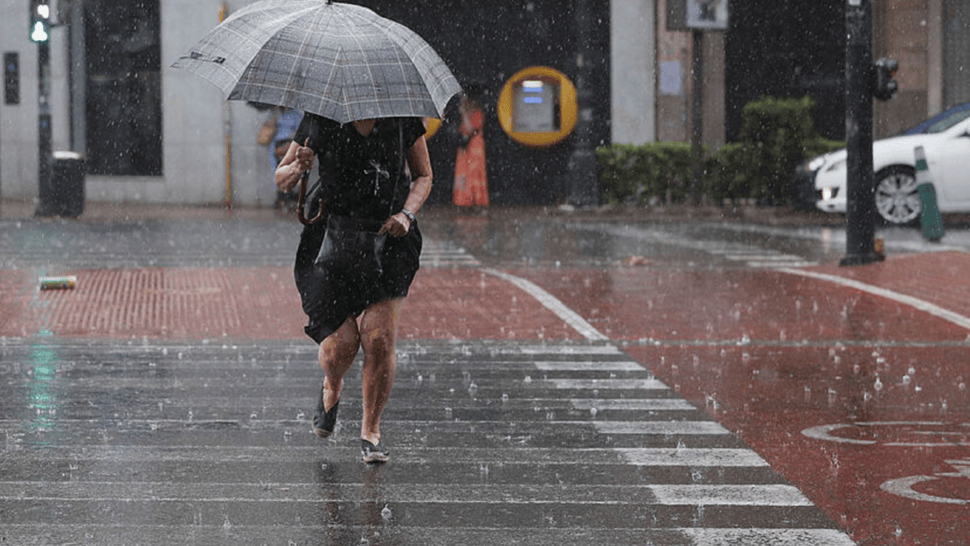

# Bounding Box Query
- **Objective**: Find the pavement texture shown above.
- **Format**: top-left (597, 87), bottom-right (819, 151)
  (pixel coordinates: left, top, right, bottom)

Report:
top-left (1, 200), bottom-right (968, 545)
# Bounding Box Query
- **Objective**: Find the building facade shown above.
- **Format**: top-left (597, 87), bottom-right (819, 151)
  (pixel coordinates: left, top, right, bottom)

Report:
top-left (1, 0), bottom-right (967, 208)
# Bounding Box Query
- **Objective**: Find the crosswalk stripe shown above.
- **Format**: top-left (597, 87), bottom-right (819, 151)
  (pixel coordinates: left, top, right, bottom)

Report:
top-left (681, 528), bottom-right (857, 545)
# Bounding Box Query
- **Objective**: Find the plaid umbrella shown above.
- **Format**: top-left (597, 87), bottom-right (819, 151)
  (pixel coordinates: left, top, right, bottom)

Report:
top-left (172, 0), bottom-right (461, 123)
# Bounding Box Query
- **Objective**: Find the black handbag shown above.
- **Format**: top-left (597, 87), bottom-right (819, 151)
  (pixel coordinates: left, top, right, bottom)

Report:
top-left (315, 214), bottom-right (387, 284)
top-left (311, 122), bottom-right (407, 284)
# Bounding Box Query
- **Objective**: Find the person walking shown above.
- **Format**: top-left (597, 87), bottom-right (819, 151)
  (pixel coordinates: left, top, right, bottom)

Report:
top-left (275, 115), bottom-right (431, 463)
top-left (453, 92), bottom-right (489, 208)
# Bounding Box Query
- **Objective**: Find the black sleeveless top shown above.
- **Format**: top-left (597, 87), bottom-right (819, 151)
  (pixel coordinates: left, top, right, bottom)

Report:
top-left (293, 115), bottom-right (426, 220)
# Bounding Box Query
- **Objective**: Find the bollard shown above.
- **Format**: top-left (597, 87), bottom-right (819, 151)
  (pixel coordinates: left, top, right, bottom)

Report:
top-left (914, 146), bottom-right (944, 242)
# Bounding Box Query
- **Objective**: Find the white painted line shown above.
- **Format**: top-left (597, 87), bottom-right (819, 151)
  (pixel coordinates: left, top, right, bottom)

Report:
top-left (593, 421), bottom-right (731, 435)
top-left (680, 528), bottom-right (857, 546)
top-left (617, 448), bottom-right (770, 467)
top-left (652, 484), bottom-right (813, 506)
top-left (724, 254), bottom-right (802, 261)
top-left (748, 261), bottom-right (818, 269)
top-left (534, 360), bottom-right (644, 371)
top-left (547, 378), bottom-right (670, 390)
top-left (570, 399), bottom-right (695, 411)
top-left (780, 267), bottom-right (970, 331)
top-left (483, 268), bottom-right (609, 341)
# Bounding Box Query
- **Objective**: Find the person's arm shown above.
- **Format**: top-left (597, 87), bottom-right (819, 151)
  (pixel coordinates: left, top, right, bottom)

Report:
top-left (381, 136), bottom-right (433, 237)
top-left (275, 138), bottom-right (315, 193)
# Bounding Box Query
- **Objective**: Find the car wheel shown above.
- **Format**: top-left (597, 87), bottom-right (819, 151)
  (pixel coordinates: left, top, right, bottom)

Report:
top-left (874, 165), bottom-right (920, 225)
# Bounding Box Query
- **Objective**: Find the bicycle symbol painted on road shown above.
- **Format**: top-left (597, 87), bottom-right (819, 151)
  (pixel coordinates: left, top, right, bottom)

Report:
top-left (881, 459), bottom-right (970, 505)
top-left (802, 421), bottom-right (970, 505)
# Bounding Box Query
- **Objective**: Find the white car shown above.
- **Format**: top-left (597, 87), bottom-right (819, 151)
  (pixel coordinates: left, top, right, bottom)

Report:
top-left (811, 103), bottom-right (970, 225)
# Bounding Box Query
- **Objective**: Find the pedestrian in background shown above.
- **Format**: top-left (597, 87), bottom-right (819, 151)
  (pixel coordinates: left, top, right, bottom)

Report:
top-left (270, 108), bottom-right (304, 210)
top-left (275, 114), bottom-right (431, 464)
top-left (453, 91), bottom-right (489, 208)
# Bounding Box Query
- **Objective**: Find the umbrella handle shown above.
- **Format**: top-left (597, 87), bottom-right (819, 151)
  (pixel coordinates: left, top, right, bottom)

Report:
top-left (297, 171), bottom-right (325, 225)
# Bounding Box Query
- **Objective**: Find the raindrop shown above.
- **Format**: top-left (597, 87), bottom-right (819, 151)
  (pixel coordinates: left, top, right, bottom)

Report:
top-left (907, 366), bottom-right (916, 376)
top-left (959, 382), bottom-right (967, 392)
top-left (902, 375), bottom-right (911, 386)
top-left (444, 407), bottom-right (452, 419)
top-left (524, 375), bottom-right (532, 384)
top-left (589, 407), bottom-right (598, 418)
top-left (501, 393), bottom-right (509, 402)
top-left (296, 411), bottom-right (305, 420)
top-left (381, 504), bottom-right (392, 522)
top-left (417, 374), bottom-right (423, 384)
top-left (874, 376), bottom-right (884, 392)
top-left (468, 382), bottom-right (478, 395)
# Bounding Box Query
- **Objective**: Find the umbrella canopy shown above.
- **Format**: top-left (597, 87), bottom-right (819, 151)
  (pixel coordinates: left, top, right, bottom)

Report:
top-left (172, 0), bottom-right (461, 123)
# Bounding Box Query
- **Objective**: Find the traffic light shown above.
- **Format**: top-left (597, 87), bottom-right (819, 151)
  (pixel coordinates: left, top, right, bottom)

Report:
top-left (29, 0), bottom-right (50, 43)
top-left (872, 57), bottom-right (899, 101)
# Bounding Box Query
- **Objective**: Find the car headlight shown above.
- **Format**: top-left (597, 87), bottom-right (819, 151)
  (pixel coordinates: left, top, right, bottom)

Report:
top-left (821, 187), bottom-right (839, 201)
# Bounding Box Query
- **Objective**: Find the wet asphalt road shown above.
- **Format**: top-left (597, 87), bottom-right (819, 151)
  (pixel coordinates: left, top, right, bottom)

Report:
top-left (2, 202), bottom-right (968, 544)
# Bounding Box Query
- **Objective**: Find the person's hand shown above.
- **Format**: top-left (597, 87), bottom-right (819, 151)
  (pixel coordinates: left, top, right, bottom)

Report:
top-left (379, 213), bottom-right (410, 237)
top-left (295, 138), bottom-right (315, 173)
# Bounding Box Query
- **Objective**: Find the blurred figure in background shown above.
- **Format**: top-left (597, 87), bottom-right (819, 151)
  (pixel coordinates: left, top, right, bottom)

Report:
top-left (453, 91), bottom-right (489, 208)
top-left (268, 108), bottom-right (304, 210)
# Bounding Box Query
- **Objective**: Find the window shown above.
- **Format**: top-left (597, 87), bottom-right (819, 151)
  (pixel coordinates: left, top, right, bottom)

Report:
top-left (84, 0), bottom-right (162, 176)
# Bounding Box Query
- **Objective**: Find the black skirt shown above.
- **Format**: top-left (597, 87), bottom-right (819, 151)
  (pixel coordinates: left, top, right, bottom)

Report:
top-left (294, 217), bottom-right (422, 344)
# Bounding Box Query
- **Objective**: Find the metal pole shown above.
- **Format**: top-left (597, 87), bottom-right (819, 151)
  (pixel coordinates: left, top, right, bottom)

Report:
top-left (691, 29), bottom-right (704, 205)
top-left (567, 0), bottom-right (599, 206)
top-left (36, 40), bottom-right (52, 216)
top-left (840, 0), bottom-right (878, 266)
top-left (221, 1), bottom-right (233, 212)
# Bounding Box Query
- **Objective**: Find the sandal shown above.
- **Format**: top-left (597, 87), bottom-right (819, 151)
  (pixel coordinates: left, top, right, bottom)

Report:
top-left (312, 385), bottom-right (339, 438)
top-left (361, 439), bottom-right (389, 463)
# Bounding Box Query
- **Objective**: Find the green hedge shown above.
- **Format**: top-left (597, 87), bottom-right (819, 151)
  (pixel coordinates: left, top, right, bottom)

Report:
top-left (596, 142), bottom-right (697, 205)
top-left (597, 96), bottom-right (845, 206)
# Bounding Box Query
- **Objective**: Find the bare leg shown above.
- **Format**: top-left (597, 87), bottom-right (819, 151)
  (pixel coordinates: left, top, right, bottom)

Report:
top-left (357, 298), bottom-right (404, 444)
top-left (319, 317), bottom-right (360, 412)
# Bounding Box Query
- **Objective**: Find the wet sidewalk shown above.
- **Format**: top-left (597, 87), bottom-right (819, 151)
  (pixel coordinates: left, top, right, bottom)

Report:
top-left (2, 201), bottom-right (968, 544)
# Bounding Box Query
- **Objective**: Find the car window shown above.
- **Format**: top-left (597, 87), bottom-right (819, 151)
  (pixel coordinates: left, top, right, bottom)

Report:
top-left (924, 110), bottom-right (970, 134)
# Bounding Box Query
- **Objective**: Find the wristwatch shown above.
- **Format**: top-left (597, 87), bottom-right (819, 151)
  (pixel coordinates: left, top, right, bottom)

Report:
top-left (401, 208), bottom-right (416, 224)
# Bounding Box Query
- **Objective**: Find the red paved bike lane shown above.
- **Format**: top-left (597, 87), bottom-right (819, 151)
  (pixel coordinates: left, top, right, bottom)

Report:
top-left (512, 252), bottom-right (970, 546)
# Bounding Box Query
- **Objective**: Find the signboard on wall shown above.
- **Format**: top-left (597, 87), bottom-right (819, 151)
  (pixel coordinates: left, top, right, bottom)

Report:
top-left (667, 0), bottom-right (729, 31)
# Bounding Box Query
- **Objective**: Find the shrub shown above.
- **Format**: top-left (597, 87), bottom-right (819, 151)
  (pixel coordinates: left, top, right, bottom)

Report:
top-left (597, 95), bottom-right (845, 206)
top-left (596, 142), bottom-right (696, 205)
